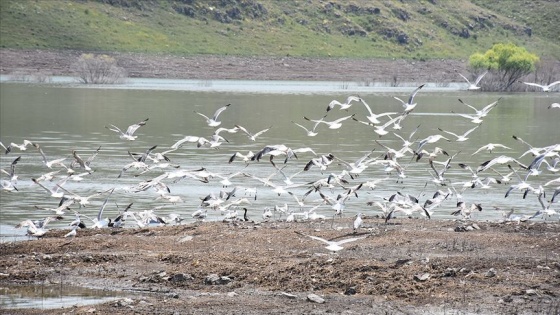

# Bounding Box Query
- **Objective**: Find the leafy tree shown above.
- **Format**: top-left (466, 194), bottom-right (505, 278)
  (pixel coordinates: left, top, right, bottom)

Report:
top-left (469, 43), bottom-right (539, 91)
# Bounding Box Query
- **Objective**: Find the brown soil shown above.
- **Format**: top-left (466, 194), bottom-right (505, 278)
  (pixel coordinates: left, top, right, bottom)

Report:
top-left (0, 49), bottom-right (466, 82)
top-left (1, 218), bottom-right (559, 315)
top-left (1, 49), bottom-right (559, 314)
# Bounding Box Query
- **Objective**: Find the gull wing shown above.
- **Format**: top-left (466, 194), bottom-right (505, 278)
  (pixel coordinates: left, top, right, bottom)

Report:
top-left (407, 84), bottom-right (425, 104)
top-left (480, 98), bottom-right (501, 114)
top-left (457, 99), bottom-right (478, 113)
top-left (546, 81), bottom-right (560, 88)
top-left (335, 236), bottom-right (367, 245)
top-left (126, 118), bottom-right (149, 136)
top-left (522, 82), bottom-right (545, 89)
top-left (97, 188), bottom-right (115, 222)
top-left (304, 234), bottom-right (331, 245)
top-left (437, 127), bottom-right (459, 139)
top-left (456, 71), bottom-right (472, 85)
top-left (105, 124), bottom-right (124, 135)
top-left (212, 104), bottom-right (231, 120)
top-left (474, 70), bottom-right (488, 85)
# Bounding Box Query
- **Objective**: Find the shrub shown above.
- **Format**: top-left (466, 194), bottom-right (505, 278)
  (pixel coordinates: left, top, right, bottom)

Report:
top-left (469, 43), bottom-right (539, 91)
top-left (73, 54), bottom-right (127, 84)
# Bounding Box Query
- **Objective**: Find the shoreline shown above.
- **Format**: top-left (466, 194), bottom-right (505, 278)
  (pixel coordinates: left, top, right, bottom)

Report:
top-left (1, 218), bottom-right (558, 314)
top-left (0, 48), bottom-right (467, 83)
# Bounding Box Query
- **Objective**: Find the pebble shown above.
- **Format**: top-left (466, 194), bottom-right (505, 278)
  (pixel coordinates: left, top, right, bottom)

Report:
top-left (525, 289), bottom-right (538, 296)
top-left (204, 274), bottom-right (232, 285)
top-left (307, 293), bottom-right (325, 304)
top-left (280, 292), bottom-right (297, 299)
top-left (116, 298), bottom-right (134, 307)
top-left (413, 273), bottom-right (430, 282)
top-left (178, 235), bottom-right (193, 243)
top-left (485, 268), bottom-right (497, 278)
top-left (454, 224), bottom-right (480, 232)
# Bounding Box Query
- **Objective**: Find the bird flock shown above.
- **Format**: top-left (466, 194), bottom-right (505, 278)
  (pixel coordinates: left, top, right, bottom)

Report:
top-left (1, 78), bottom-right (559, 242)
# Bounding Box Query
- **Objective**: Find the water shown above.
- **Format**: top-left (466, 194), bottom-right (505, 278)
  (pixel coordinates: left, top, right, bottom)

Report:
top-left (0, 283), bottom-right (121, 309)
top-left (0, 81), bottom-right (558, 240)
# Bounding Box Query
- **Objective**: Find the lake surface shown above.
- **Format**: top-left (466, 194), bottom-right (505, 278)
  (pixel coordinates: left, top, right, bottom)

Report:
top-left (0, 81), bottom-right (558, 239)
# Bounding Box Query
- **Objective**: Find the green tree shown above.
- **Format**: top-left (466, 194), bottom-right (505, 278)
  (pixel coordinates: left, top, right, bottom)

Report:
top-left (469, 43), bottom-right (539, 91)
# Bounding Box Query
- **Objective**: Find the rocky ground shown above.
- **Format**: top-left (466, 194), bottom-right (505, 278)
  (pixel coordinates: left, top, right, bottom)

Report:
top-left (1, 49), bottom-right (559, 314)
top-left (1, 217), bottom-right (559, 315)
top-left (0, 49), bottom-right (466, 83)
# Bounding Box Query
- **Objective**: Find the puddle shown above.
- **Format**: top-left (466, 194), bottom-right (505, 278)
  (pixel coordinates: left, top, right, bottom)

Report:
top-left (0, 283), bottom-right (122, 309)
top-left (0, 224), bottom-right (29, 243)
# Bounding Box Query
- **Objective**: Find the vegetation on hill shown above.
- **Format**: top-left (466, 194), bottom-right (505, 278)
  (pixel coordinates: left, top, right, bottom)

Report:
top-left (1, 0), bottom-right (558, 60)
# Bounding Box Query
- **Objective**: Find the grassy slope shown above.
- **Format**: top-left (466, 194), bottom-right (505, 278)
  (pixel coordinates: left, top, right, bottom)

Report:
top-left (0, 0), bottom-right (558, 60)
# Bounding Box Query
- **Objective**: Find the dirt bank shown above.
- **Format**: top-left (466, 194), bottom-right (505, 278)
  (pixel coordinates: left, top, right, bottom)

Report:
top-left (0, 49), bottom-right (466, 83)
top-left (1, 217), bottom-right (559, 314)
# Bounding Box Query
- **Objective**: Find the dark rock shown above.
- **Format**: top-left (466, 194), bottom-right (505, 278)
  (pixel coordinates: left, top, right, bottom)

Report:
top-left (393, 8), bottom-right (410, 21)
top-left (323, 2), bottom-right (334, 12)
top-left (242, 1), bottom-right (267, 19)
top-left (173, 5), bottom-right (195, 17)
top-left (205, 273), bottom-right (220, 285)
top-left (346, 4), bottom-right (362, 14)
top-left (444, 268), bottom-right (457, 277)
top-left (454, 226), bottom-right (467, 232)
top-left (503, 295), bottom-right (513, 303)
top-left (397, 33), bottom-right (408, 44)
top-left (226, 7), bottom-right (242, 20)
top-left (339, 26), bottom-right (367, 36)
top-left (418, 7), bottom-right (431, 15)
top-left (204, 274), bottom-right (232, 285)
top-left (214, 10), bottom-right (232, 23)
top-left (379, 28), bottom-right (396, 38)
top-left (170, 273), bottom-right (193, 282)
top-left (524, 27), bottom-right (532, 36)
top-left (344, 287), bottom-right (357, 295)
top-left (459, 28), bottom-right (470, 38)
top-left (166, 292), bottom-right (179, 299)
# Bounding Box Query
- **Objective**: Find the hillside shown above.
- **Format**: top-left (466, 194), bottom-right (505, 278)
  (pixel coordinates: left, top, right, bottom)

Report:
top-left (1, 0), bottom-right (558, 60)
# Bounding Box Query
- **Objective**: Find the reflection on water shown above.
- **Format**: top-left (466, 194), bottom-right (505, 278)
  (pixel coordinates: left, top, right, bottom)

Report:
top-left (0, 82), bottom-right (558, 238)
top-left (0, 75), bottom-right (466, 94)
top-left (0, 283), bottom-right (120, 309)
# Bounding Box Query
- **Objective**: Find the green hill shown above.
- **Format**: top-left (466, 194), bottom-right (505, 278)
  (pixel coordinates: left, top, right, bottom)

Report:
top-left (1, 0), bottom-right (558, 60)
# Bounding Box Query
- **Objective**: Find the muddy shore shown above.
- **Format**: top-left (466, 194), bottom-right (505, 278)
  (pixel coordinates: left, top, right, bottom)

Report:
top-left (1, 217), bottom-right (559, 315)
top-left (0, 49), bottom-right (466, 83)
top-left (1, 49), bottom-right (559, 314)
